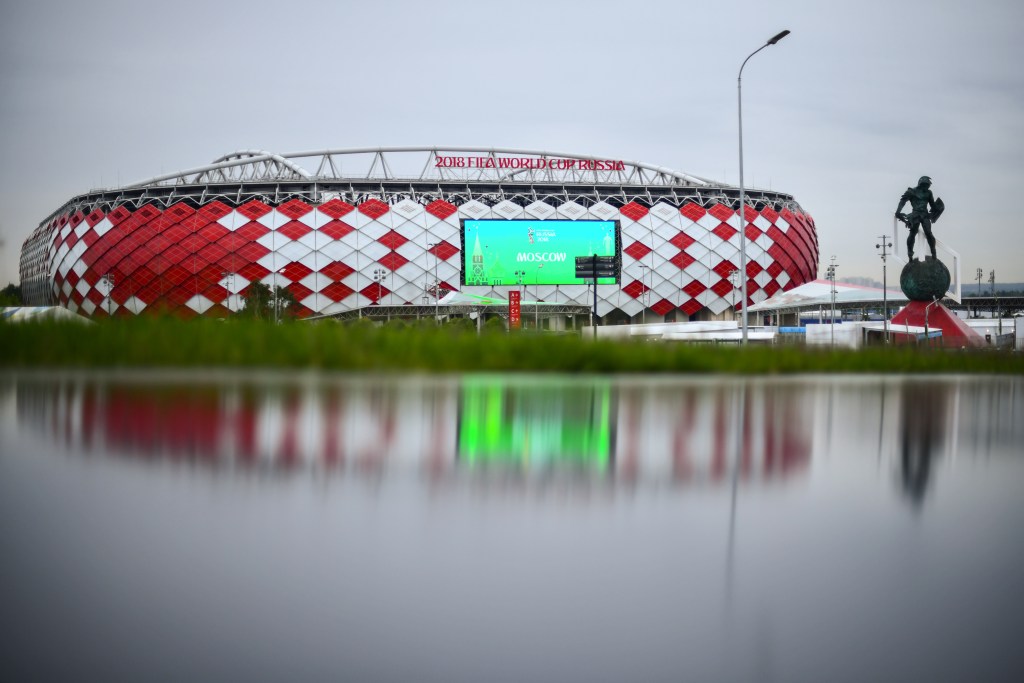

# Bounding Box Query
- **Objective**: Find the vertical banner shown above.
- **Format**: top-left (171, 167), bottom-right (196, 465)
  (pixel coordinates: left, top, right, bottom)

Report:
top-left (509, 290), bottom-right (521, 329)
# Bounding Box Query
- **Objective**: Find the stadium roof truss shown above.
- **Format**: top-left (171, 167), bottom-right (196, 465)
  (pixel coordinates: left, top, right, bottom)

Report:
top-left (41, 147), bottom-right (802, 230)
top-left (123, 147), bottom-right (716, 190)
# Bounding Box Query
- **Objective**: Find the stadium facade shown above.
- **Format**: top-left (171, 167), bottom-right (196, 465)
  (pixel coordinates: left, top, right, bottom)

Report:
top-left (19, 148), bottom-right (818, 322)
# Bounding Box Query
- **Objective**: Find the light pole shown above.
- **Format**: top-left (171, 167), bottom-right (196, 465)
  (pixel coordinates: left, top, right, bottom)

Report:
top-left (990, 269), bottom-right (1000, 334)
top-left (101, 272), bottom-right (115, 317)
top-left (728, 268), bottom-right (740, 321)
top-left (826, 256), bottom-right (838, 346)
top-left (876, 236), bottom-right (892, 343)
top-left (639, 264), bottom-right (650, 324)
top-left (428, 242), bottom-right (440, 323)
top-left (738, 29), bottom-right (790, 344)
top-left (373, 268), bottom-right (386, 319)
top-left (222, 271), bottom-right (235, 314)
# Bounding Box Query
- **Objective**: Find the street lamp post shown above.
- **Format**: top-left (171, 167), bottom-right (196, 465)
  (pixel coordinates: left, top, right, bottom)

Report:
top-left (102, 272), bottom-right (115, 317)
top-left (738, 29), bottom-right (790, 344)
top-left (428, 242), bottom-right (440, 323)
top-left (876, 236), bottom-right (892, 343)
top-left (826, 257), bottom-right (838, 346)
top-left (638, 264), bottom-right (652, 325)
top-left (728, 268), bottom-right (740, 321)
top-left (373, 268), bottom-right (386, 320)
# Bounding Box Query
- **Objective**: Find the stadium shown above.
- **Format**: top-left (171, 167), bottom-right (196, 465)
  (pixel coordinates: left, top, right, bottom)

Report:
top-left (18, 147), bottom-right (819, 324)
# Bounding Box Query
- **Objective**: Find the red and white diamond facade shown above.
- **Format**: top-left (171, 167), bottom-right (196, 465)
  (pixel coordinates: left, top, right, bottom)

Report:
top-left (19, 148), bottom-right (818, 320)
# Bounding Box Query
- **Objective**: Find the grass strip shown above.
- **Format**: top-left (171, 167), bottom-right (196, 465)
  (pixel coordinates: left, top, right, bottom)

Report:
top-left (1, 318), bottom-right (1021, 375)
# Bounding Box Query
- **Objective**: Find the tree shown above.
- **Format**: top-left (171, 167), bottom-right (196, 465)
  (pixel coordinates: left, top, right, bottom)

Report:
top-left (0, 283), bottom-right (22, 306)
top-left (240, 282), bottom-right (272, 319)
top-left (239, 282), bottom-right (299, 320)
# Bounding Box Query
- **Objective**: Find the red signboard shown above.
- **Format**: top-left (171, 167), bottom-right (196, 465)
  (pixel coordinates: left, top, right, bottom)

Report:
top-left (509, 290), bottom-right (521, 329)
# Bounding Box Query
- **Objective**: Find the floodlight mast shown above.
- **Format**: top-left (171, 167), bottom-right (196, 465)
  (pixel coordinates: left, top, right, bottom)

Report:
top-left (738, 29), bottom-right (790, 344)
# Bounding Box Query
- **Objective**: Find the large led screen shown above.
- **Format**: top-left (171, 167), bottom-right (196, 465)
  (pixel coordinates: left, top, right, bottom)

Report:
top-left (461, 219), bottom-right (620, 286)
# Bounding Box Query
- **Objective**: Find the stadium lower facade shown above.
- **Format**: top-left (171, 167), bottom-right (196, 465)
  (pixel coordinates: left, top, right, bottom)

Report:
top-left (19, 148), bottom-right (818, 322)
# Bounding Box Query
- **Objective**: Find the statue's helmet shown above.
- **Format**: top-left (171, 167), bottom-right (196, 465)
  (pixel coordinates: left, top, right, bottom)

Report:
top-left (918, 175), bottom-right (932, 186)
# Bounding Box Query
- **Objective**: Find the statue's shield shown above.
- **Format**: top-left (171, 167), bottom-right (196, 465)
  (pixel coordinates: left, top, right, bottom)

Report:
top-left (930, 197), bottom-right (945, 223)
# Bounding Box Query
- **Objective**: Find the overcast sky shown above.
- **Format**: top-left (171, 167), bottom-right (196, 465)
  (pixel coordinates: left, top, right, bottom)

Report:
top-left (2, 0), bottom-right (1022, 288)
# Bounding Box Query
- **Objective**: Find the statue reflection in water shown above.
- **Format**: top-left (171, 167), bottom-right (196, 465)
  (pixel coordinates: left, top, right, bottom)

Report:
top-left (899, 382), bottom-right (951, 507)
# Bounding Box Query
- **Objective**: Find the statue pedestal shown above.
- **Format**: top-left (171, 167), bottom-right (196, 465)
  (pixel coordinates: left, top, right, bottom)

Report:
top-left (890, 301), bottom-right (986, 347)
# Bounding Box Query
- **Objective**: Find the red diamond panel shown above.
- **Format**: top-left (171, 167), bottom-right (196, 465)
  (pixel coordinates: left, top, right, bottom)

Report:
top-left (86, 209), bottom-right (105, 227)
top-left (713, 260), bottom-right (738, 278)
top-left (163, 264), bottom-right (191, 286)
top-left (622, 280), bottom-right (648, 299)
top-left (358, 199), bottom-right (389, 219)
top-left (198, 242), bottom-right (229, 265)
top-left (135, 204), bottom-right (161, 224)
top-left (745, 261), bottom-right (764, 278)
top-left (286, 282), bottom-right (313, 302)
top-left (708, 204), bottom-right (734, 223)
top-left (681, 298), bottom-right (703, 316)
top-left (378, 230), bottom-right (408, 250)
top-left (199, 222), bottom-right (229, 243)
top-left (203, 283), bottom-right (228, 304)
top-left (319, 261), bottom-right (355, 280)
top-left (280, 262), bottom-right (313, 282)
top-left (430, 241), bottom-right (460, 261)
top-left (766, 261), bottom-right (785, 278)
top-left (147, 234), bottom-right (173, 256)
top-left (760, 206), bottom-right (779, 224)
top-left (710, 279), bottom-right (735, 298)
top-left (216, 232), bottom-right (249, 252)
top-left (425, 199), bottom-right (457, 220)
top-left (132, 267), bottom-right (156, 287)
top-left (166, 202), bottom-right (196, 223)
top-left (745, 224), bottom-right (763, 241)
top-left (277, 199), bottom-right (312, 220)
top-left (238, 263), bottom-right (271, 282)
top-left (70, 211), bottom-right (85, 228)
top-left (360, 284), bottom-right (391, 303)
top-left (623, 241), bottom-right (652, 261)
top-left (197, 201), bottom-right (232, 223)
top-left (277, 220), bottom-right (312, 241)
top-left (682, 280), bottom-right (707, 297)
top-left (236, 222), bottom-right (270, 241)
top-left (620, 202), bottom-right (649, 221)
top-left (763, 280), bottom-right (781, 297)
top-left (179, 233), bottom-right (208, 254)
top-left (378, 252), bottom-right (408, 271)
top-left (236, 242), bottom-right (270, 262)
top-left (712, 223), bottom-right (737, 241)
top-left (108, 206), bottom-right (132, 226)
top-left (319, 220), bottom-right (354, 240)
top-left (669, 251), bottom-right (695, 270)
top-left (238, 200), bottom-right (272, 220)
top-left (321, 282), bottom-right (354, 302)
top-left (318, 199), bottom-right (356, 219)
top-left (680, 203), bottom-right (706, 222)
top-left (651, 299), bottom-right (676, 317)
top-left (669, 232), bottom-right (695, 249)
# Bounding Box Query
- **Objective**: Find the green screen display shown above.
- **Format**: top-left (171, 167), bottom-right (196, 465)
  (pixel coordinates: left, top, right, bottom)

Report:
top-left (461, 219), bottom-right (620, 286)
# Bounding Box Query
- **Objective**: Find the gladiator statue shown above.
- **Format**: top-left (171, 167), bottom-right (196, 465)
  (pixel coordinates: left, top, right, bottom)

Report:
top-left (895, 176), bottom-right (944, 261)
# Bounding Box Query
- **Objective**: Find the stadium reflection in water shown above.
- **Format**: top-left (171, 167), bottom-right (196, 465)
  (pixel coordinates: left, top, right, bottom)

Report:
top-left (2, 374), bottom-right (1024, 682)
top-left (12, 374), bottom-right (817, 487)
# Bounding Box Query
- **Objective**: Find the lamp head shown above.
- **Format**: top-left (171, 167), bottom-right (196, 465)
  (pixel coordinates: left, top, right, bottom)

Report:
top-left (767, 30), bottom-right (791, 45)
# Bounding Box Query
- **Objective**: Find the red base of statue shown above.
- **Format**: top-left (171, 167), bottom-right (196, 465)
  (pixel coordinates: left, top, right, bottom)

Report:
top-left (890, 301), bottom-right (986, 347)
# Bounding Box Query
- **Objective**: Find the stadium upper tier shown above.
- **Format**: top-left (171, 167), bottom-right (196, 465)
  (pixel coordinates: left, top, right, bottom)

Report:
top-left (19, 147), bottom-right (818, 321)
